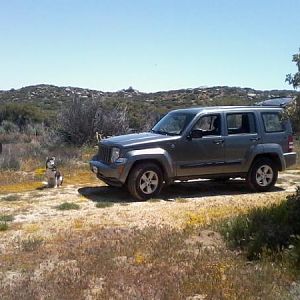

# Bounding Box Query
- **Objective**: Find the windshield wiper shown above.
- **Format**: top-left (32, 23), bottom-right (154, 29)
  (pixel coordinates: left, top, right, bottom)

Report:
top-left (151, 129), bottom-right (168, 135)
top-left (151, 129), bottom-right (178, 136)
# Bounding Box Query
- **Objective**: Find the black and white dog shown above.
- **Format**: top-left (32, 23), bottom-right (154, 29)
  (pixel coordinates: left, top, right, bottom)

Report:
top-left (45, 157), bottom-right (63, 188)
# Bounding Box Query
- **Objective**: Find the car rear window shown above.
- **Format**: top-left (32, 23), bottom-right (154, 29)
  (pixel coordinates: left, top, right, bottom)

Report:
top-left (226, 113), bottom-right (256, 134)
top-left (262, 112), bottom-right (284, 133)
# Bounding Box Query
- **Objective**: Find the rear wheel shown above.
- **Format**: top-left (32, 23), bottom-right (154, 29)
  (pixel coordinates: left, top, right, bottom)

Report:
top-left (247, 158), bottom-right (278, 192)
top-left (127, 163), bottom-right (163, 200)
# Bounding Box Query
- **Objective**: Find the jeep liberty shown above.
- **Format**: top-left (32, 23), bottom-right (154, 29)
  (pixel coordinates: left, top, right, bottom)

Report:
top-left (90, 106), bottom-right (297, 200)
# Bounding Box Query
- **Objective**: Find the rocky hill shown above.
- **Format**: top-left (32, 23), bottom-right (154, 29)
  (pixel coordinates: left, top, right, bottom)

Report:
top-left (0, 84), bottom-right (297, 112)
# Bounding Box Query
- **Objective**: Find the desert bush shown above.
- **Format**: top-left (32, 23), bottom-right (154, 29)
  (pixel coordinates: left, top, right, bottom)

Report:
top-left (0, 222), bottom-right (8, 231)
top-left (0, 141), bottom-right (82, 173)
top-left (0, 144), bottom-right (21, 170)
top-left (95, 201), bottom-right (114, 208)
top-left (1, 195), bottom-right (21, 201)
top-left (21, 236), bottom-right (43, 252)
top-left (0, 120), bottom-right (19, 133)
top-left (0, 121), bottom-right (53, 145)
top-left (0, 214), bottom-right (14, 222)
top-left (0, 103), bottom-right (46, 129)
top-left (57, 96), bottom-right (131, 145)
top-left (0, 142), bottom-right (47, 171)
top-left (56, 202), bottom-right (80, 210)
top-left (220, 187), bottom-right (300, 260)
top-left (56, 96), bottom-right (98, 145)
top-left (93, 104), bottom-right (129, 137)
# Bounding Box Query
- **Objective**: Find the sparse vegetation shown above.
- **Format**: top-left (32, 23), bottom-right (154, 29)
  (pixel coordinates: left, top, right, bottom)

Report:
top-left (1, 194), bottom-right (20, 201)
top-left (0, 222), bottom-right (8, 231)
top-left (20, 236), bottom-right (43, 252)
top-left (56, 202), bottom-right (80, 210)
top-left (220, 187), bottom-right (300, 263)
top-left (0, 214), bottom-right (14, 222)
top-left (0, 83), bottom-right (299, 298)
top-left (95, 201), bottom-right (114, 208)
top-left (0, 225), bottom-right (295, 299)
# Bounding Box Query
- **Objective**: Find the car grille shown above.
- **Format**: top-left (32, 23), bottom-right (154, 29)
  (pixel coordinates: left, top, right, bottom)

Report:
top-left (98, 144), bottom-right (111, 164)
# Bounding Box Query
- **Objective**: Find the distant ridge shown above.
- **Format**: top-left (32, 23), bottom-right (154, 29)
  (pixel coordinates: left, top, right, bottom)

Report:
top-left (0, 84), bottom-right (298, 111)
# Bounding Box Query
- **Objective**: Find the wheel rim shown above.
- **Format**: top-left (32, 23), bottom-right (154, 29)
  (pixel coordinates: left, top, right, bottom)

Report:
top-left (255, 165), bottom-right (274, 187)
top-left (139, 170), bottom-right (159, 194)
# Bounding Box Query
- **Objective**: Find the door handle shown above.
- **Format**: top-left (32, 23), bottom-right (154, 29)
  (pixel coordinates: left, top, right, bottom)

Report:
top-left (213, 139), bottom-right (224, 145)
top-left (250, 137), bottom-right (260, 142)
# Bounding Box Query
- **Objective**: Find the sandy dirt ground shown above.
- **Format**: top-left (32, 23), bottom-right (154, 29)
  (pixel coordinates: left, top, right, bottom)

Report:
top-left (0, 170), bottom-right (300, 255)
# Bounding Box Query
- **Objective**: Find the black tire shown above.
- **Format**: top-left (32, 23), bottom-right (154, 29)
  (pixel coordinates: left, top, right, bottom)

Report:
top-left (247, 158), bottom-right (278, 192)
top-left (127, 163), bottom-right (163, 201)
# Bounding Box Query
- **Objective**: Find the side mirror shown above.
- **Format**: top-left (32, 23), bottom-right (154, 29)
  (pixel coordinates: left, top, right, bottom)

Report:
top-left (189, 129), bottom-right (203, 139)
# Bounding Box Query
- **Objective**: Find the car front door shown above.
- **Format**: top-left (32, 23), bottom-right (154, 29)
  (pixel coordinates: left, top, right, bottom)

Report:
top-left (176, 114), bottom-right (226, 177)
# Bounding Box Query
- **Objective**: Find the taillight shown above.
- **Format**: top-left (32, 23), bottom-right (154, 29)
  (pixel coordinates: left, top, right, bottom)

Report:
top-left (288, 135), bottom-right (294, 152)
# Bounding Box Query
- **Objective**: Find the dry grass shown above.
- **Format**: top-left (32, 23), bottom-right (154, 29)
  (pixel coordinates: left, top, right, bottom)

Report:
top-left (0, 169), bottom-right (99, 195)
top-left (0, 225), bottom-right (294, 299)
top-left (0, 144), bottom-right (93, 188)
top-left (0, 143), bottom-right (299, 298)
top-left (0, 181), bottom-right (45, 194)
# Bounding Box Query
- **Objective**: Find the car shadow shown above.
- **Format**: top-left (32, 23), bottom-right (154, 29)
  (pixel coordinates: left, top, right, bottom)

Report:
top-left (78, 186), bottom-right (135, 203)
top-left (78, 179), bottom-right (285, 203)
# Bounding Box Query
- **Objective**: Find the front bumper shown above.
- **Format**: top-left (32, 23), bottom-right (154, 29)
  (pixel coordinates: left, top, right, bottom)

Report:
top-left (89, 160), bottom-right (127, 185)
top-left (283, 152), bottom-right (297, 169)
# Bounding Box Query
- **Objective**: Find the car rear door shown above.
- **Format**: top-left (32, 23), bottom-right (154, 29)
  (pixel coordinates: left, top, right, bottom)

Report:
top-left (223, 112), bottom-right (260, 173)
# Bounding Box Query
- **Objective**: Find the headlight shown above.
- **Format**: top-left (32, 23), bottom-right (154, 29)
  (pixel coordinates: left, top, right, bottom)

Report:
top-left (111, 147), bottom-right (120, 163)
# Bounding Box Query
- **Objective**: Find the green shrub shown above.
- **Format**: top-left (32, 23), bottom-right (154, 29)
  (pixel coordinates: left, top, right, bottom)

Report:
top-left (1, 195), bottom-right (20, 201)
top-left (0, 222), bottom-right (8, 231)
top-left (95, 202), bottom-right (114, 208)
top-left (0, 215), bottom-right (14, 222)
top-left (0, 120), bottom-right (19, 133)
top-left (0, 103), bottom-right (46, 128)
top-left (221, 187), bottom-right (300, 260)
top-left (56, 202), bottom-right (80, 210)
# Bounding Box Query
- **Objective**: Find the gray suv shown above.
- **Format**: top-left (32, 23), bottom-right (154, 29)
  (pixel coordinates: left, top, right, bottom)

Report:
top-left (90, 106), bottom-right (297, 200)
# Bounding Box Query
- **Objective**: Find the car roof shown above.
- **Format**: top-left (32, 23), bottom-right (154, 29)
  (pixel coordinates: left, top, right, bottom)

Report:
top-left (255, 97), bottom-right (295, 107)
top-left (170, 106), bottom-right (283, 114)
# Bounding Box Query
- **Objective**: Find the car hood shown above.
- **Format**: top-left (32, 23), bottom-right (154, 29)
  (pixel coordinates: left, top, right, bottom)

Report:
top-left (101, 132), bottom-right (179, 148)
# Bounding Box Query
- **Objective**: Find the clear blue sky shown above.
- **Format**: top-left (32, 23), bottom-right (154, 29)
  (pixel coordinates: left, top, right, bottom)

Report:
top-left (0, 0), bottom-right (299, 92)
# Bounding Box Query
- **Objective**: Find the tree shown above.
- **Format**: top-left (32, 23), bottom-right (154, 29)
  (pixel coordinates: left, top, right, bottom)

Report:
top-left (57, 96), bottom-right (130, 145)
top-left (286, 48), bottom-right (300, 89)
top-left (286, 49), bottom-right (300, 133)
top-left (57, 96), bottom-right (98, 145)
top-left (93, 104), bottom-right (129, 138)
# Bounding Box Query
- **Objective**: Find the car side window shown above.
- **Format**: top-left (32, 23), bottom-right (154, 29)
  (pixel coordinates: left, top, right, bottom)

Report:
top-left (194, 114), bottom-right (221, 136)
top-left (226, 113), bottom-right (256, 135)
top-left (262, 112), bottom-right (284, 133)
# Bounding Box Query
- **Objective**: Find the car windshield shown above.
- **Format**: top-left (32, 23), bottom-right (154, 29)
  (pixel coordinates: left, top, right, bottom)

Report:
top-left (151, 112), bottom-right (196, 136)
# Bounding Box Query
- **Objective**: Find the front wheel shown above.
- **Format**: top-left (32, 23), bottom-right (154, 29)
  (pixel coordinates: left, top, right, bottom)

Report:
top-left (247, 158), bottom-right (278, 192)
top-left (127, 163), bottom-right (163, 200)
